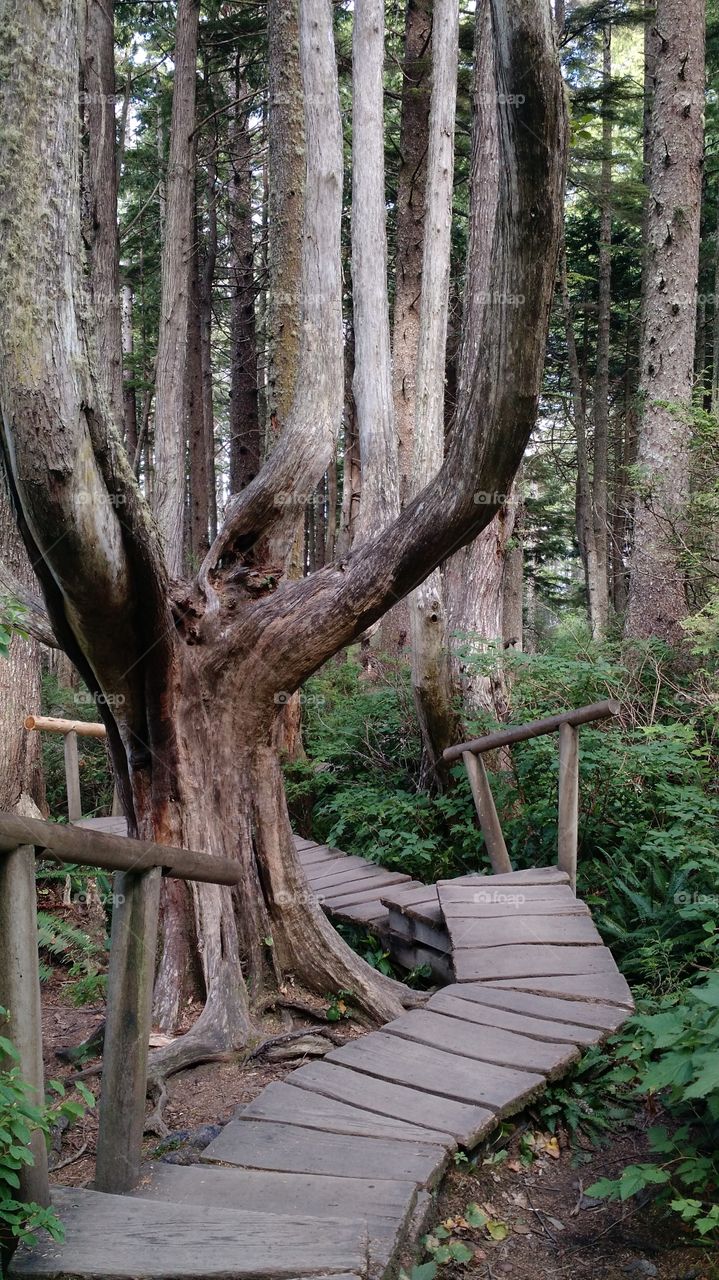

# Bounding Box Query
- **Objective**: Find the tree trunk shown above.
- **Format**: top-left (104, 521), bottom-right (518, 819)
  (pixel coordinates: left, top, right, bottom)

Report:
top-left (391, 0), bottom-right (432, 507)
top-left (122, 284), bottom-right (139, 455)
top-left (626, 0), bottom-right (704, 644)
top-left (153, 0), bottom-right (200, 576)
top-left (188, 206), bottom-right (209, 566)
top-left (0, 483), bottom-right (45, 814)
top-left (198, 151), bottom-right (217, 545)
top-left (590, 22), bottom-right (612, 637)
top-left (229, 67), bottom-right (260, 495)
top-left (352, 0), bottom-right (400, 545)
top-left (408, 0), bottom-right (461, 781)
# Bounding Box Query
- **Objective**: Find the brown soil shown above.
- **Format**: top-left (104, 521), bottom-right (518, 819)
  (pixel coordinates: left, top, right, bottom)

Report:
top-left (416, 1121), bottom-right (718, 1280)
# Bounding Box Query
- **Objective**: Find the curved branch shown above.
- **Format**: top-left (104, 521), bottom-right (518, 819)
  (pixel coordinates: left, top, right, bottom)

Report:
top-left (0, 555), bottom-right (58, 648)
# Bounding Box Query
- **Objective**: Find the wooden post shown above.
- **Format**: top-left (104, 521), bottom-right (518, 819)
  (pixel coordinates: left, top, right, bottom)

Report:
top-left (63, 730), bottom-right (82, 822)
top-left (462, 750), bottom-right (513, 875)
top-left (0, 845), bottom-right (50, 1208)
top-left (558, 721), bottom-right (579, 891)
top-left (95, 867), bottom-right (161, 1194)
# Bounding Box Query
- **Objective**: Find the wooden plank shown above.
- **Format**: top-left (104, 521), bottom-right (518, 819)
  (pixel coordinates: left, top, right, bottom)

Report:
top-left (448, 914), bottom-right (602, 949)
top-left (383, 1009), bottom-right (579, 1079)
top-left (305, 858), bottom-right (375, 884)
top-left (388, 938), bottom-right (454, 984)
top-left (437, 877), bottom-right (570, 902)
top-left (74, 816), bottom-right (128, 837)
top-left (452, 943), bottom-right (618, 982)
top-left (318, 870), bottom-right (409, 901)
top-left (63, 730), bottom-right (82, 822)
top-left (441, 896), bottom-right (588, 919)
top-left (327, 1031), bottom-right (545, 1116)
top-left (462, 751), bottom-right (512, 874)
top-left (293, 837), bottom-right (322, 851)
top-left (0, 815), bottom-right (241, 885)
top-left (434, 983), bottom-right (628, 1032)
top-left (133, 1160), bottom-right (417, 1227)
top-left (202, 1118), bottom-right (448, 1188)
top-left (426, 989), bottom-right (605, 1045)
top-left (485, 972), bottom-right (634, 1008)
top-left (9, 1187), bottom-right (369, 1278)
top-left (289, 1061), bottom-right (495, 1146)
top-left (557, 721), bottom-right (579, 890)
top-left (0, 844), bottom-right (49, 1208)
top-left (327, 901), bottom-right (388, 925)
top-left (309, 865), bottom-right (402, 891)
top-left (237, 1081), bottom-right (455, 1146)
top-left (95, 867), bottom-right (161, 1194)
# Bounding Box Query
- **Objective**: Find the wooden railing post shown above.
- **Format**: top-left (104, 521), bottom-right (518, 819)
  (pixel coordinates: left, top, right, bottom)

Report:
top-left (94, 866), bottom-right (161, 1194)
top-left (557, 721), bottom-right (579, 891)
top-left (0, 845), bottom-right (50, 1208)
top-left (63, 730), bottom-right (82, 822)
top-left (462, 751), bottom-right (513, 875)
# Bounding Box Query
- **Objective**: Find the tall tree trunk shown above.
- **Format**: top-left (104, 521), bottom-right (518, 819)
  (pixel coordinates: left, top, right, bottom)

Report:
top-left (229, 68), bottom-right (260, 494)
top-left (153, 0), bottom-right (200, 576)
top-left (0, 482), bottom-right (45, 815)
top-left (391, 0), bottom-right (432, 507)
top-left (337, 331), bottom-right (361, 558)
top-left (188, 207), bottom-right (209, 566)
top-left (626, 0), bottom-right (704, 644)
top-left (590, 22), bottom-right (612, 637)
top-left (352, 0), bottom-right (400, 545)
top-left (82, 0), bottom-right (123, 428)
top-left (409, 0), bottom-right (461, 781)
top-left (199, 151), bottom-right (217, 544)
top-left (121, 284), bottom-right (139, 455)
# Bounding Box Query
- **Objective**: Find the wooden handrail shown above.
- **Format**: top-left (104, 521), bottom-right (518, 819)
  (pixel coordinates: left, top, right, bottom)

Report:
top-left (24, 714), bottom-right (108, 822)
top-left (0, 817), bottom-right (242, 1202)
top-left (0, 814), bottom-right (241, 885)
top-left (442, 698), bottom-right (620, 762)
top-left (24, 714), bottom-right (106, 738)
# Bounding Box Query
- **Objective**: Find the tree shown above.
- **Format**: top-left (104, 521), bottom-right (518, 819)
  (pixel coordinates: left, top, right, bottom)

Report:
top-left (0, 0), bottom-right (567, 1078)
top-left (626, 0), bottom-right (705, 643)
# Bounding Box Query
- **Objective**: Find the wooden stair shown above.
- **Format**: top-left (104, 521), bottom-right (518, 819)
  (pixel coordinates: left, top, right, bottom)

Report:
top-left (11, 844), bottom-right (634, 1280)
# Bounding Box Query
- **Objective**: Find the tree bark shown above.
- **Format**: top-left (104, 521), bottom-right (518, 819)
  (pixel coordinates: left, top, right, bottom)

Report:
top-left (626, 0), bottom-right (704, 644)
top-left (408, 0), bottom-right (461, 781)
top-left (153, 0), bottom-right (200, 576)
top-left (352, 0), bottom-right (400, 545)
top-left (229, 67), bottom-right (260, 495)
top-left (0, 481), bottom-right (45, 814)
top-left (589, 21), bottom-right (612, 637)
top-left (198, 149), bottom-right (217, 545)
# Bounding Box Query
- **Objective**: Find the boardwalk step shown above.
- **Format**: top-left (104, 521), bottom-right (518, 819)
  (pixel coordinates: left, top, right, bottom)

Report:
top-left (290, 1060), bottom-right (495, 1146)
top-left (327, 1030), bottom-right (545, 1116)
top-left (201, 1118), bottom-right (448, 1188)
top-left (448, 914), bottom-right (603, 949)
top-left (236, 1080), bottom-right (454, 1146)
top-left (426, 988), bottom-right (607, 1044)
top-left (9, 1186), bottom-right (370, 1278)
top-left (381, 1008), bottom-right (580, 1079)
top-left (484, 972), bottom-right (634, 1007)
top-left (439, 981), bottom-right (630, 1030)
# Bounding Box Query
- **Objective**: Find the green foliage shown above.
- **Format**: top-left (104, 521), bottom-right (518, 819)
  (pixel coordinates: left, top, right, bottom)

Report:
top-left (0, 1009), bottom-right (94, 1260)
top-left (36, 912), bottom-right (106, 1005)
top-left (586, 975), bottom-right (719, 1237)
top-left (0, 598), bottom-right (27, 659)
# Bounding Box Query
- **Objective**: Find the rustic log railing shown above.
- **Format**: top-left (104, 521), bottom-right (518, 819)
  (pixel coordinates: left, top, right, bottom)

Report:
top-left (0, 815), bottom-right (241, 1206)
top-left (443, 699), bottom-right (621, 889)
top-left (24, 714), bottom-right (112, 823)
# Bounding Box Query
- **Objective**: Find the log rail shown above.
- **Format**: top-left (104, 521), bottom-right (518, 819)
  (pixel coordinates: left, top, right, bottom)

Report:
top-left (0, 815), bottom-right (241, 1208)
top-left (443, 699), bottom-right (621, 887)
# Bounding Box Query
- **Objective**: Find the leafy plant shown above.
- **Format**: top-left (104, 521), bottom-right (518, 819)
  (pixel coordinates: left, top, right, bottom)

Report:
top-left (0, 1010), bottom-right (94, 1262)
top-left (586, 973), bottom-right (719, 1237)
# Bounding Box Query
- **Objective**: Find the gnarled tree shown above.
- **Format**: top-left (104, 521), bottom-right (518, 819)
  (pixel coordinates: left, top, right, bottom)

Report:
top-left (0, 0), bottom-right (567, 1074)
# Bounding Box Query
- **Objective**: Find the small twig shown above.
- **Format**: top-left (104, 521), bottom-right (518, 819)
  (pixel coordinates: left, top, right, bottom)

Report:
top-left (49, 1141), bottom-right (88, 1172)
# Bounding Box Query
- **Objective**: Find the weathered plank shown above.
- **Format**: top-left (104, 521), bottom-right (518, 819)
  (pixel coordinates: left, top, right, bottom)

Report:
top-left (202, 1118), bottom-right (448, 1188)
top-left (440, 981), bottom-right (628, 1030)
top-left (439, 867), bottom-right (571, 888)
top-left (237, 1081), bottom-right (454, 1146)
top-left (9, 1187), bottom-right (368, 1278)
top-left (452, 943), bottom-right (618, 982)
top-left (327, 1031), bottom-right (545, 1115)
top-left (305, 858), bottom-right (376, 883)
top-left (132, 1161), bottom-right (417, 1228)
top-left (63, 730), bottom-right (82, 822)
top-left (382, 1009), bottom-right (580, 1079)
top-left (485, 972), bottom-right (634, 1008)
top-left (438, 882), bottom-right (573, 906)
top-left (557, 721), bottom-right (579, 890)
top-left (289, 1061), bottom-right (495, 1146)
top-left (325, 878), bottom-right (415, 909)
top-left (440, 885), bottom-right (587, 916)
top-left (73, 815), bottom-right (128, 837)
top-left (448, 914), bottom-right (603, 949)
top-left (426, 989), bottom-right (605, 1045)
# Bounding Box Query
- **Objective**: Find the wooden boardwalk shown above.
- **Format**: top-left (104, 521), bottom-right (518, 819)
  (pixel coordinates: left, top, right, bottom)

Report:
top-left (11, 835), bottom-right (633, 1280)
